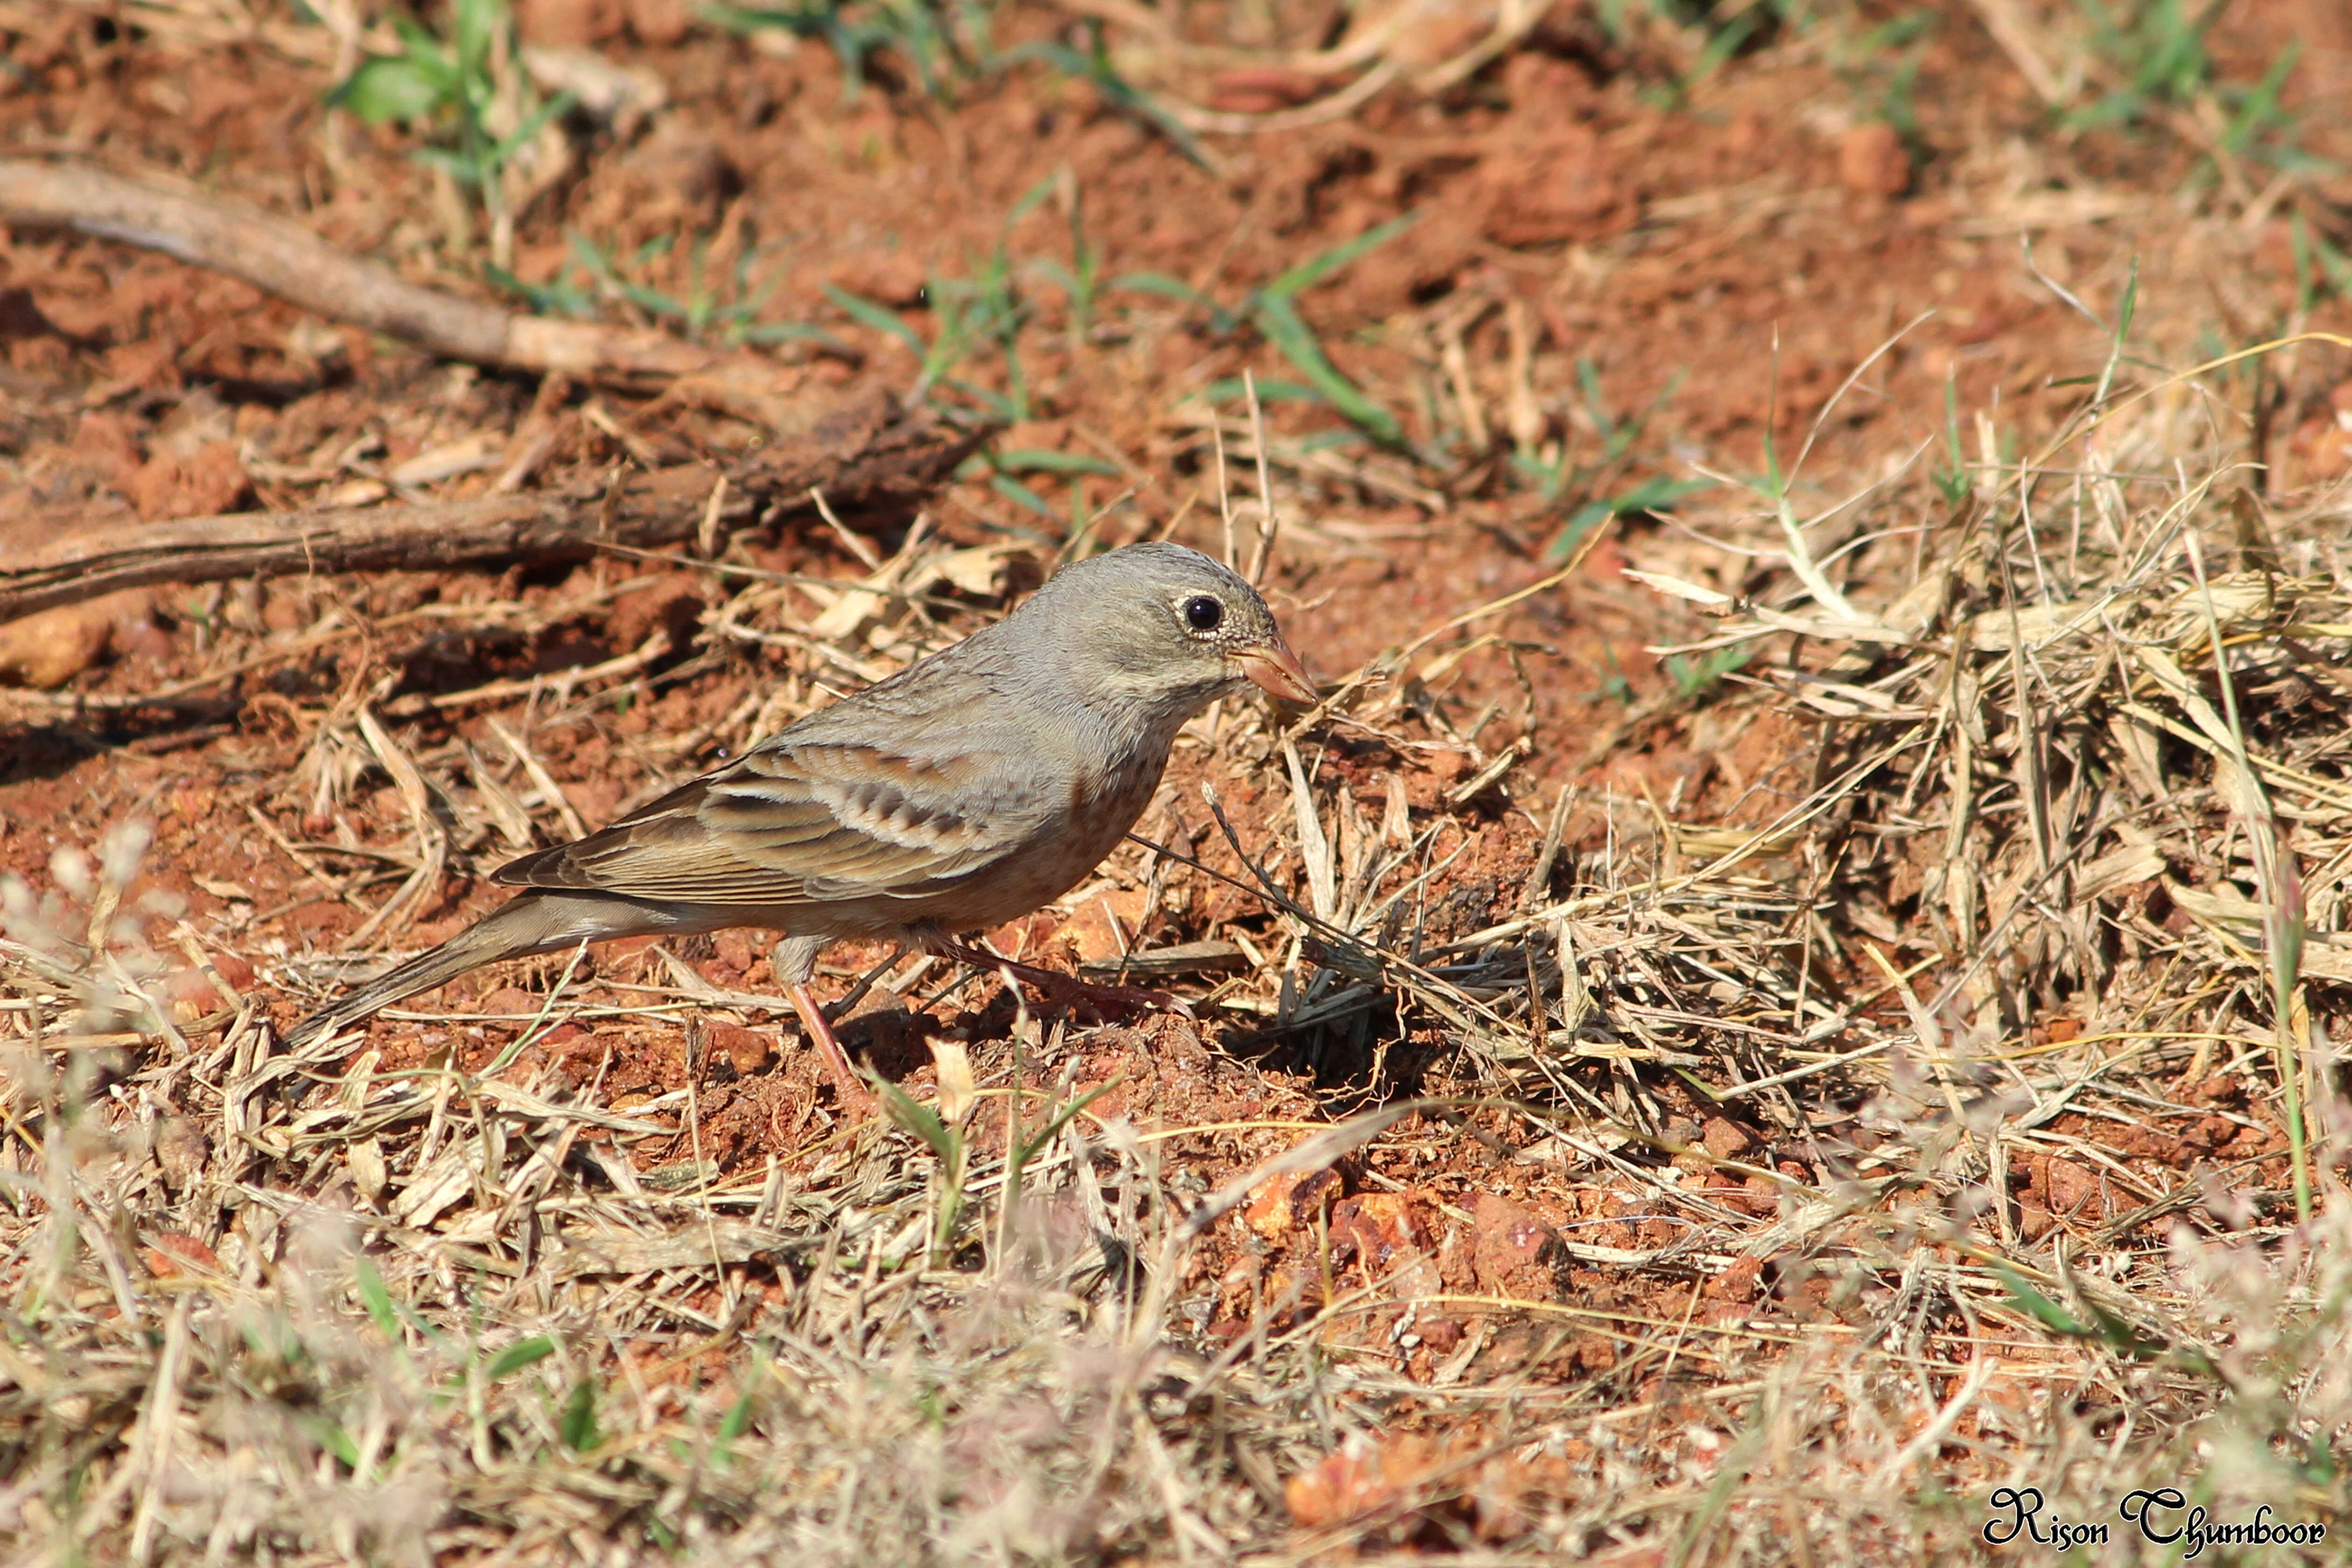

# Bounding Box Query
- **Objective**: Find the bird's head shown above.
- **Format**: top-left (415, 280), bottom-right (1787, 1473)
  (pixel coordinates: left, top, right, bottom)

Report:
top-left (1020, 541), bottom-right (1316, 727)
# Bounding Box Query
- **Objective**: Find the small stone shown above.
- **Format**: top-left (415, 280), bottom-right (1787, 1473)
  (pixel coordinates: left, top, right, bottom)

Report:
top-left (1479, 125), bottom-right (1626, 246)
top-left (0, 588), bottom-right (156, 689)
top-left (145, 1232), bottom-right (219, 1278)
top-left (829, 251), bottom-right (930, 309)
top-left (2291, 415), bottom-right (2352, 481)
top-left (1067, 888), bottom-right (1150, 967)
top-left (710, 1023), bottom-right (775, 1075)
top-left (1243, 1167), bottom-right (1340, 1241)
top-left (479, 986), bottom-right (545, 1021)
top-left (1700, 1116), bottom-right (1754, 1160)
top-left (1328, 1192), bottom-right (1423, 1274)
top-left (1436, 1218), bottom-right (1477, 1288)
top-left (619, 121), bottom-right (742, 217)
top-left (127, 439), bottom-right (250, 521)
top-left (73, 408), bottom-right (140, 482)
top-left (167, 966), bottom-right (225, 1022)
top-left (1284, 1435), bottom-right (1442, 1529)
top-left (1244, 1171), bottom-right (1304, 1241)
top-left (712, 929), bottom-right (756, 974)
top-left (1706, 1256), bottom-right (1763, 1305)
top-left (1469, 1192), bottom-right (1569, 1301)
top-left (2042, 1156), bottom-right (2104, 1218)
top-left (1838, 120), bottom-right (1911, 199)
top-left (2197, 1074), bottom-right (2246, 1107)
top-left (517, 0), bottom-right (626, 45)
top-left (625, 0), bottom-right (692, 44)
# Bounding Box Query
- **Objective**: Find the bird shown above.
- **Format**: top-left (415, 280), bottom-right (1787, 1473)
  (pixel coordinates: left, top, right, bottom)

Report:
top-left (285, 540), bottom-right (1317, 1106)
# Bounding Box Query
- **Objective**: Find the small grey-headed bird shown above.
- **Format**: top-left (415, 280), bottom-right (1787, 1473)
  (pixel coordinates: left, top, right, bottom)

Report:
top-left (287, 541), bottom-right (1316, 1105)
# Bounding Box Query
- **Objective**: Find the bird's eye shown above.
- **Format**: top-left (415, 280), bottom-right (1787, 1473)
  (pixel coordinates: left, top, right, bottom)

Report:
top-left (1183, 595), bottom-right (1224, 633)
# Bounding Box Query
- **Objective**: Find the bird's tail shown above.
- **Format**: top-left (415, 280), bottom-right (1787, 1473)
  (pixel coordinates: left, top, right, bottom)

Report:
top-left (284, 890), bottom-right (658, 1049)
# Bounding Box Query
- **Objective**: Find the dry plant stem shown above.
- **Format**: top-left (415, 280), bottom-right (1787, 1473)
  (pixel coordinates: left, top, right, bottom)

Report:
top-left (2, 399), bottom-right (981, 623)
top-left (0, 158), bottom-right (712, 385)
top-left (2184, 525), bottom-right (2312, 1222)
top-left (1244, 370), bottom-right (1278, 584)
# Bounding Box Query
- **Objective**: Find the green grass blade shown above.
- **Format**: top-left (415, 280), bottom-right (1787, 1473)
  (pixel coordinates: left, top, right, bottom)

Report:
top-left (992, 448), bottom-right (1120, 476)
top-left (2223, 42), bottom-right (2298, 155)
top-left (1995, 1264), bottom-right (2092, 1337)
top-left (824, 284), bottom-right (929, 356)
top-left (1008, 171), bottom-right (1059, 224)
top-left (560, 1378), bottom-right (600, 1452)
top-left (487, 89), bottom-right (578, 167)
top-left (1008, 1080), bottom-right (1118, 1174)
top-left (1257, 211), bottom-right (1418, 302)
top-left (306, 1414), bottom-right (363, 1470)
top-left (1108, 272), bottom-right (1237, 333)
top-left (990, 473), bottom-right (1057, 518)
top-left (621, 280), bottom-right (692, 320)
top-left (412, 147), bottom-right (491, 188)
top-left (1108, 272), bottom-right (1210, 306)
top-left (1204, 376), bottom-right (1325, 405)
top-left (1004, 38), bottom-right (1212, 170)
top-left (483, 1335), bottom-right (558, 1380)
top-left (735, 320), bottom-right (853, 351)
top-left (484, 263), bottom-right (595, 318)
top-left (355, 1255), bottom-right (400, 1337)
top-left (1251, 295), bottom-right (1400, 444)
top-left (876, 1078), bottom-right (957, 1164)
top-left (329, 56), bottom-right (453, 123)
top-left (712, 1376), bottom-right (757, 1468)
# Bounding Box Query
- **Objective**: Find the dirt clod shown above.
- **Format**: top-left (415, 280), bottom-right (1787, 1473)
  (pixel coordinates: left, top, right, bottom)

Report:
top-left (1700, 1115), bottom-right (1753, 1160)
top-left (1837, 120), bottom-right (1911, 198)
top-left (0, 588), bottom-right (157, 688)
top-left (127, 441), bottom-right (251, 521)
top-left (708, 1022), bottom-right (775, 1075)
top-left (1468, 1192), bottom-right (1569, 1301)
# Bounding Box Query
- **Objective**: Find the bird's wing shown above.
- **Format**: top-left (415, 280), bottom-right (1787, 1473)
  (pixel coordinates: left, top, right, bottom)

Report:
top-left (493, 735), bottom-right (1060, 907)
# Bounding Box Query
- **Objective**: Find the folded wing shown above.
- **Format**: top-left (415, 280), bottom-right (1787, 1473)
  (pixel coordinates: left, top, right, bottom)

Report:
top-left (493, 736), bottom-right (1055, 908)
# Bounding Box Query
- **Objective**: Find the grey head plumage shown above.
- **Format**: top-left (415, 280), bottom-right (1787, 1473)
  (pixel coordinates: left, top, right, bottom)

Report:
top-left (979, 540), bottom-right (1315, 730)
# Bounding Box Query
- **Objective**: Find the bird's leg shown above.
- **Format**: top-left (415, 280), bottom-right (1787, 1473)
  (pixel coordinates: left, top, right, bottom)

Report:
top-left (785, 980), bottom-right (875, 1110)
top-left (771, 935), bottom-right (873, 1110)
top-left (923, 935), bottom-right (1191, 1019)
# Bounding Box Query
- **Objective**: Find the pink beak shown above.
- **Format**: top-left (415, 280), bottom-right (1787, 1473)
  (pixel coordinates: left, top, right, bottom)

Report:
top-left (1235, 637), bottom-right (1317, 703)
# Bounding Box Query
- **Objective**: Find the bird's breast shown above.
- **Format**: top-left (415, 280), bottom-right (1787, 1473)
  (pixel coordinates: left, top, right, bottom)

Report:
top-left (917, 740), bottom-right (1169, 931)
top-left (1070, 735), bottom-right (1172, 843)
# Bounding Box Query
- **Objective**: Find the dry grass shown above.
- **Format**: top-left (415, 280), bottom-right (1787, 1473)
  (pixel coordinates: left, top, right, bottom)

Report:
top-left (5, 0), bottom-right (2352, 1529)
top-left (7, 326), bottom-right (2352, 1568)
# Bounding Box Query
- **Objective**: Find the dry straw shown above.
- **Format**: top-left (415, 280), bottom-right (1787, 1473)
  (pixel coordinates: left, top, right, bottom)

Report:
top-left (7, 336), bottom-right (2352, 1561)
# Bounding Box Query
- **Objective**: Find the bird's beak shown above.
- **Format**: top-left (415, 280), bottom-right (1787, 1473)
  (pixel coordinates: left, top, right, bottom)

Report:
top-left (1234, 637), bottom-right (1317, 704)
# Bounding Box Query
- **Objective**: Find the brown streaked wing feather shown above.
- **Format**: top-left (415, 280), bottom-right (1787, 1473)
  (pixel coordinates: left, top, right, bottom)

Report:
top-left (491, 737), bottom-right (1055, 906)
